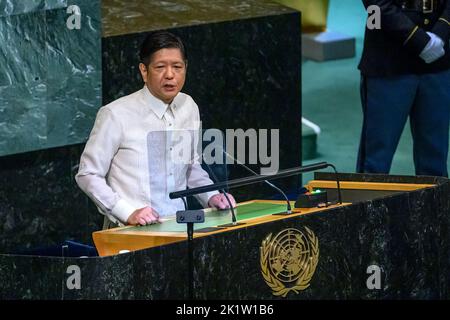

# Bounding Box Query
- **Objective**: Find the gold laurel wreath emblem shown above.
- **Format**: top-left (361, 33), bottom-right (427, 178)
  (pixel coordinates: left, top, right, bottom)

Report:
top-left (260, 227), bottom-right (319, 297)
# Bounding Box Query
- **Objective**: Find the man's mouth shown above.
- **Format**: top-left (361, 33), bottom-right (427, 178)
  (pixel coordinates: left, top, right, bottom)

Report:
top-left (163, 84), bottom-right (176, 91)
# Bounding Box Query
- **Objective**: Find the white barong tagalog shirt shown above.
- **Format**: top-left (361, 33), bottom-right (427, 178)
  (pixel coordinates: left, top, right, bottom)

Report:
top-left (75, 86), bottom-right (218, 225)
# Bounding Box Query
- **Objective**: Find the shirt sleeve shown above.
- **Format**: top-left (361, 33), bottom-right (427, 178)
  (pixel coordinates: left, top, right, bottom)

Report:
top-left (187, 163), bottom-right (220, 208)
top-left (75, 107), bottom-right (137, 225)
top-left (432, 0), bottom-right (450, 43)
top-left (185, 101), bottom-right (219, 208)
top-left (362, 0), bottom-right (431, 55)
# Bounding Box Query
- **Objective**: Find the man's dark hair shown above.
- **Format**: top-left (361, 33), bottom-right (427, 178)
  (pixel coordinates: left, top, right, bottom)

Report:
top-left (139, 31), bottom-right (187, 67)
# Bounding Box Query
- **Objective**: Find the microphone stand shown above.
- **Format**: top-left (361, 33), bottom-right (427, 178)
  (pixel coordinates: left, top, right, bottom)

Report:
top-left (222, 150), bottom-right (292, 215)
top-left (323, 163), bottom-right (342, 205)
top-left (187, 220), bottom-right (193, 300)
top-left (177, 195), bottom-right (203, 299)
top-left (202, 156), bottom-right (244, 228)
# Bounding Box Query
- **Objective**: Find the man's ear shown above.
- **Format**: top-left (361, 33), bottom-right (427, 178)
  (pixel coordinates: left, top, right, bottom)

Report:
top-left (138, 63), bottom-right (148, 83)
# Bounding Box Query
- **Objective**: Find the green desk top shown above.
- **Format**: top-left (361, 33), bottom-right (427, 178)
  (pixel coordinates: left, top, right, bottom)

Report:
top-left (118, 201), bottom-right (288, 233)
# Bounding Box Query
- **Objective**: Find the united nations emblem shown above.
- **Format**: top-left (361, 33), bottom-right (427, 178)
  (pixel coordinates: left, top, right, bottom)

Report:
top-left (260, 227), bottom-right (319, 297)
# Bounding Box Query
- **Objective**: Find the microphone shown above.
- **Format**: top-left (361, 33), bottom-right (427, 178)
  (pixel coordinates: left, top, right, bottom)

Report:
top-left (220, 149), bottom-right (292, 214)
top-left (202, 155), bottom-right (242, 227)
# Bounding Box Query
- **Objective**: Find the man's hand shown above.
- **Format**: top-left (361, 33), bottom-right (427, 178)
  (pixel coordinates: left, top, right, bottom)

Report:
top-left (127, 206), bottom-right (161, 225)
top-left (208, 193), bottom-right (237, 210)
top-left (420, 32), bottom-right (445, 64)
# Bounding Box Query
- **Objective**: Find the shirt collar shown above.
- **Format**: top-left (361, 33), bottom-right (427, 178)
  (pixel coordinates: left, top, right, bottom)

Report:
top-left (142, 85), bottom-right (178, 119)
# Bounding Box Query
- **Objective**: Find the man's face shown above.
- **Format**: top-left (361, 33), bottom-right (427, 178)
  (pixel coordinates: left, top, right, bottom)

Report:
top-left (139, 48), bottom-right (186, 104)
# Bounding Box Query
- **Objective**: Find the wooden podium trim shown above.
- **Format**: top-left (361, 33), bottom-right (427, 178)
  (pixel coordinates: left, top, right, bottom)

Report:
top-left (307, 180), bottom-right (435, 192)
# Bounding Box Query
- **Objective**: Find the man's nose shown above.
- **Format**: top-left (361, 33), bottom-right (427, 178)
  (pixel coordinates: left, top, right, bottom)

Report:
top-left (165, 67), bottom-right (174, 79)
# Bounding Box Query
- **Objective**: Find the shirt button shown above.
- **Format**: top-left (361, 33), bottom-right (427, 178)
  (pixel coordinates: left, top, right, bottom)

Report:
top-left (169, 123), bottom-right (172, 126)
top-left (424, 19), bottom-right (430, 25)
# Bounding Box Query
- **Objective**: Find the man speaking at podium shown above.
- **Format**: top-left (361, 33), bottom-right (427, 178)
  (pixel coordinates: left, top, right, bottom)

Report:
top-left (75, 31), bottom-right (236, 229)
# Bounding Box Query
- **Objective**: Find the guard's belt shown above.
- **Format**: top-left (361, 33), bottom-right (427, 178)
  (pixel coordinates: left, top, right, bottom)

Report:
top-left (396, 0), bottom-right (443, 13)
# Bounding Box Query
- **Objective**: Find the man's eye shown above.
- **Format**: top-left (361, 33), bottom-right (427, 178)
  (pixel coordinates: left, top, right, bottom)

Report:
top-left (155, 65), bottom-right (164, 69)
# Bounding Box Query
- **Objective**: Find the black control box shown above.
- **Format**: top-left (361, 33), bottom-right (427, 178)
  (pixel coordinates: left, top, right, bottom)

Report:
top-left (176, 210), bottom-right (205, 224)
top-left (294, 190), bottom-right (328, 208)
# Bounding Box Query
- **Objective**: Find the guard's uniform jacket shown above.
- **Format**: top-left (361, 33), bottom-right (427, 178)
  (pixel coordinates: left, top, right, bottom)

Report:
top-left (359, 0), bottom-right (450, 76)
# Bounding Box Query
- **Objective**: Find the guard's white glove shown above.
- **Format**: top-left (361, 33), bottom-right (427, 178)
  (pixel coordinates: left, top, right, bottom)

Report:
top-left (419, 32), bottom-right (445, 64)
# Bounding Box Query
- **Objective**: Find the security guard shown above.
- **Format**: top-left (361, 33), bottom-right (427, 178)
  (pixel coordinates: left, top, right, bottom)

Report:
top-left (357, 0), bottom-right (450, 176)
